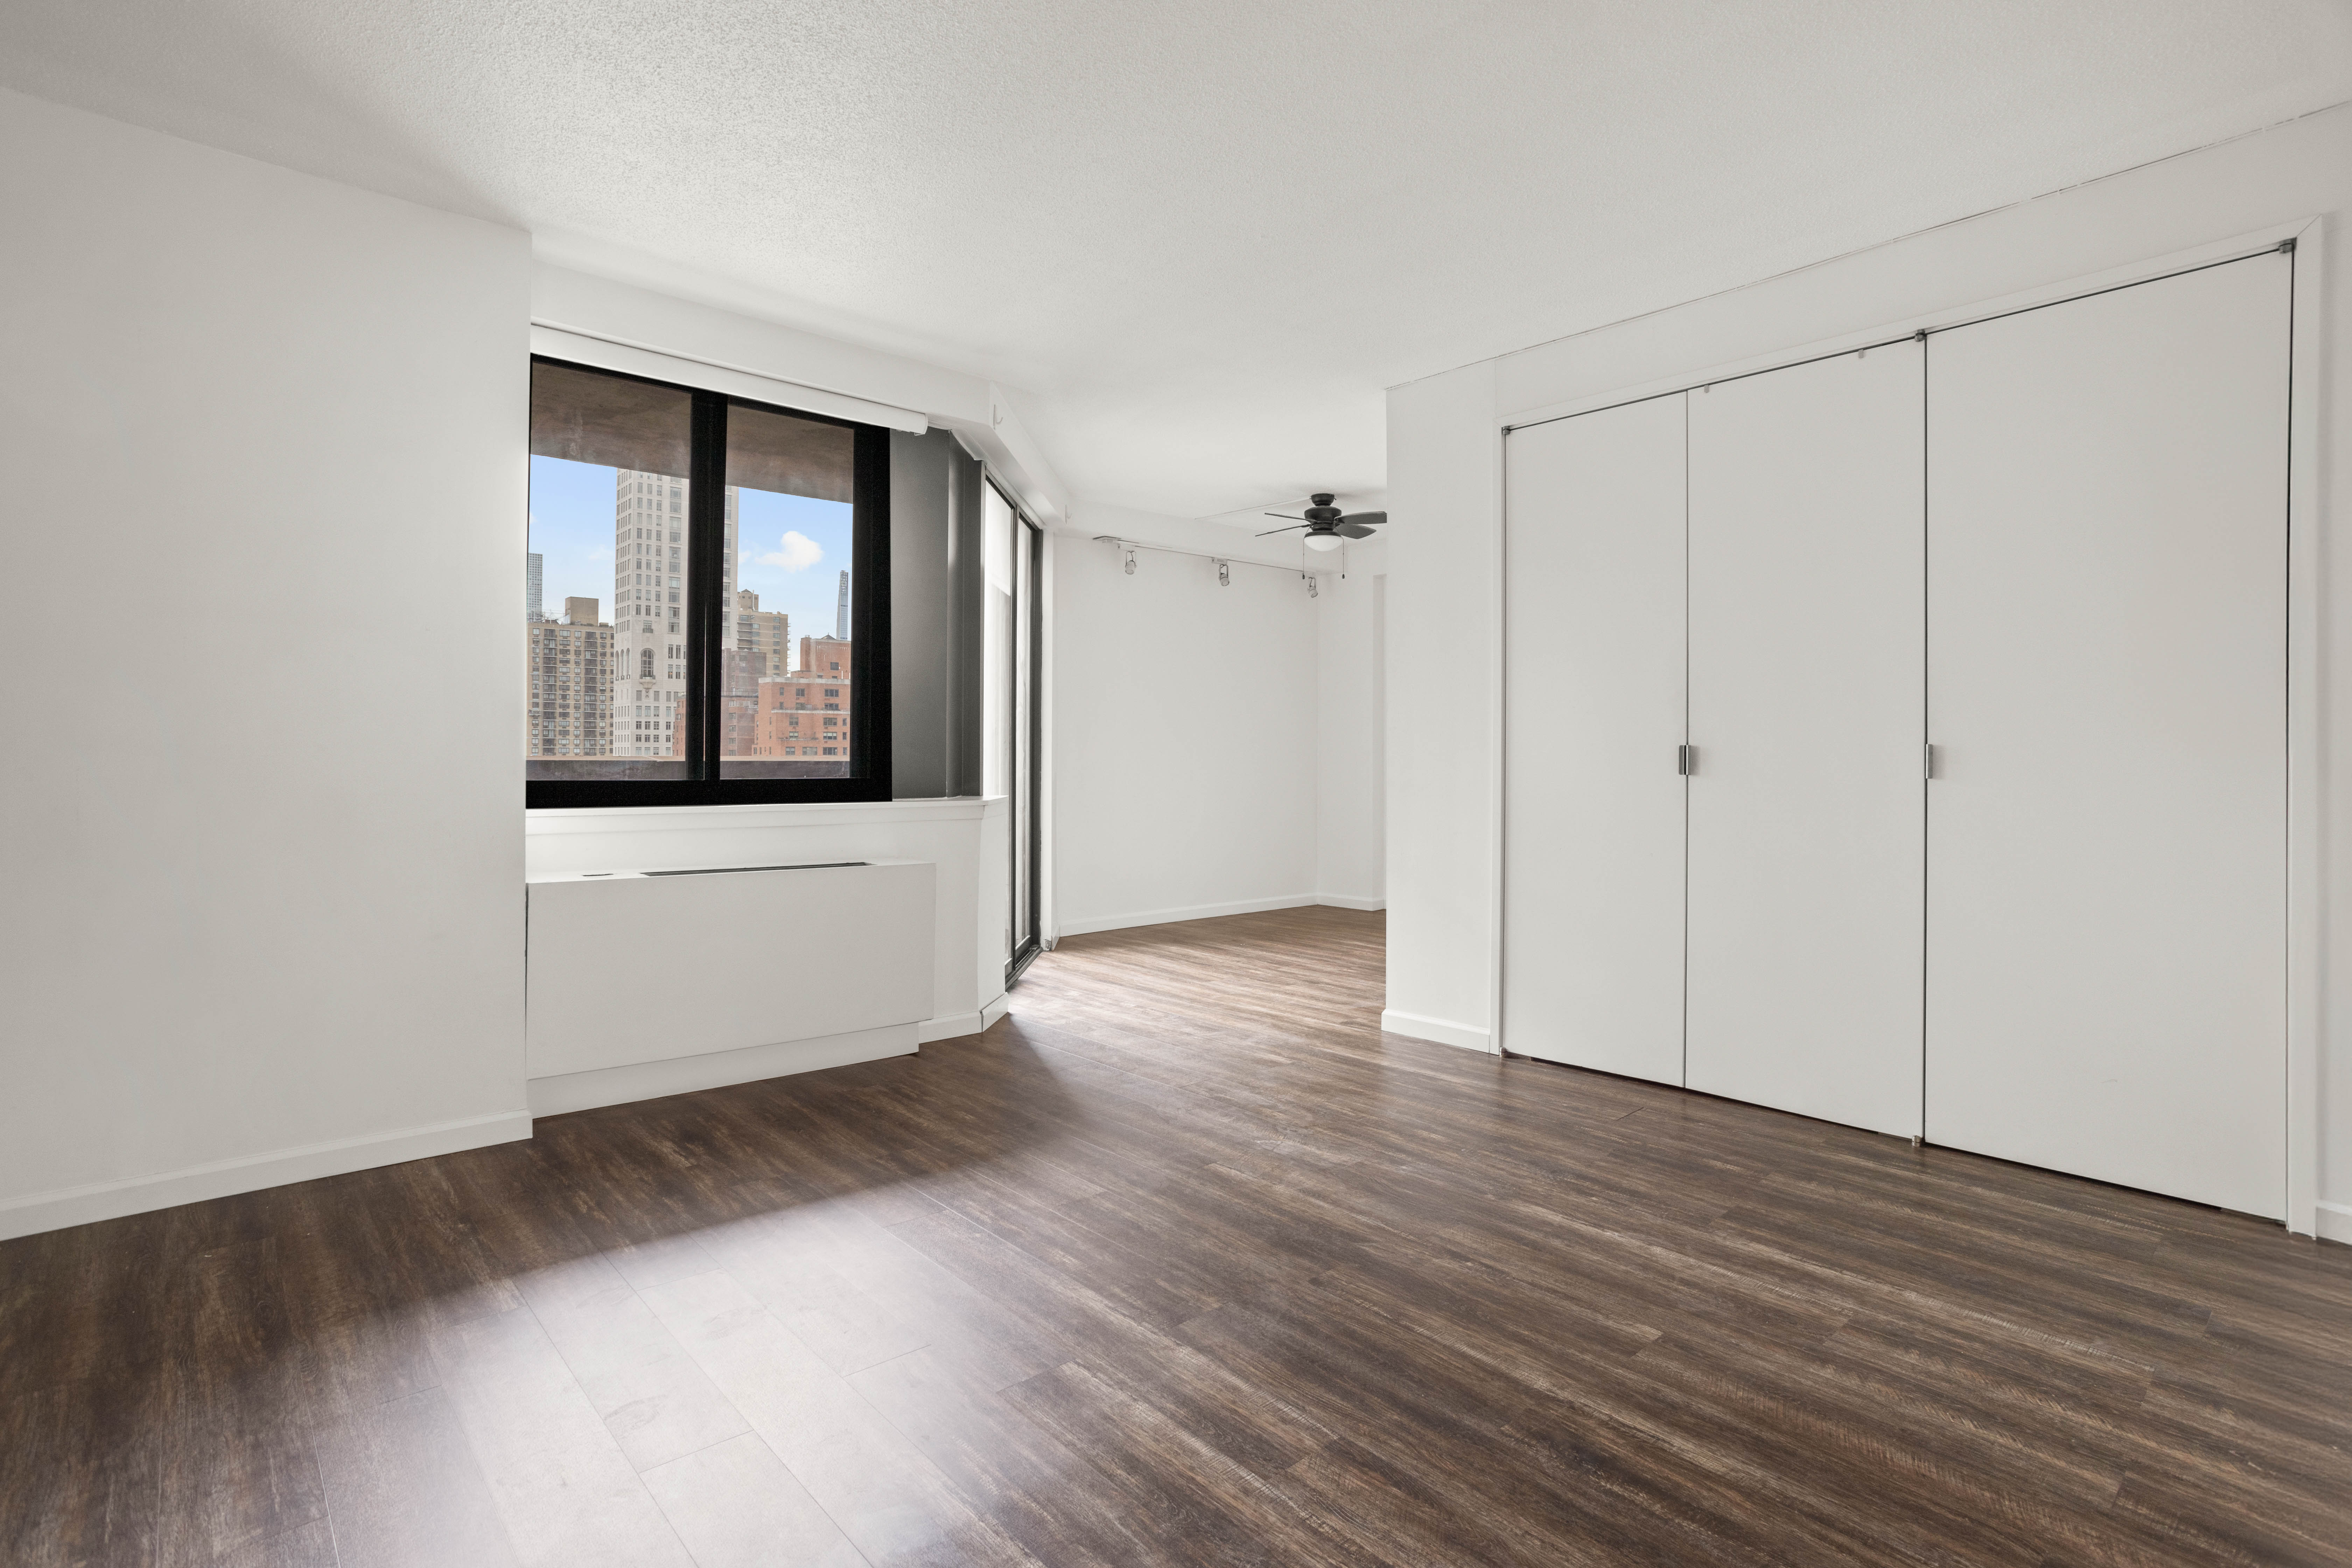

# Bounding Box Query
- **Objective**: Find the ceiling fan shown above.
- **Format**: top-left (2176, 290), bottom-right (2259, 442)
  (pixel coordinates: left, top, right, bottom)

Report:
top-left (1258, 493), bottom-right (1385, 552)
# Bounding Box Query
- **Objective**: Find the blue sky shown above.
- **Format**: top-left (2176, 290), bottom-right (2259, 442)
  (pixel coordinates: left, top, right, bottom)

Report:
top-left (737, 486), bottom-right (854, 642)
top-left (530, 456), bottom-right (855, 652)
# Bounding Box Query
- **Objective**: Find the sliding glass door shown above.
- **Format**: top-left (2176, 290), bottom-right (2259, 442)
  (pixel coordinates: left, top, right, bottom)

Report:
top-left (982, 482), bottom-right (1044, 986)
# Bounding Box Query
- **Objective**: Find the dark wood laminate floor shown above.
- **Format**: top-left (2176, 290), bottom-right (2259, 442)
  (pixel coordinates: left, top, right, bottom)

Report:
top-left (6, 906), bottom-right (2350, 1567)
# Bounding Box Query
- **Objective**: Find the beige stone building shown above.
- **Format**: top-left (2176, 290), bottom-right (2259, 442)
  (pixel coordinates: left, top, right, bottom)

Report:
top-left (736, 590), bottom-right (791, 680)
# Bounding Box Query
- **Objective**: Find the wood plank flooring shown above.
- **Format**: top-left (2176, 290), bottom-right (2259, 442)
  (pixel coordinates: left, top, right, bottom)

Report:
top-left (5, 905), bottom-right (2350, 1566)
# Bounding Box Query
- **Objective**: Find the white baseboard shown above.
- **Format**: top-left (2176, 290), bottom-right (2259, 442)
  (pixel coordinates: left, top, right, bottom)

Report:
top-left (919, 992), bottom-right (1010, 1044)
top-left (529, 1023), bottom-right (917, 1115)
top-left (1056, 895), bottom-right (1320, 937)
top-left (1380, 1008), bottom-right (1493, 1053)
top-left (2316, 1199), bottom-right (2352, 1246)
top-left (1315, 893), bottom-right (1387, 911)
top-left (919, 1010), bottom-right (984, 1044)
top-left (0, 1108), bottom-right (534, 1243)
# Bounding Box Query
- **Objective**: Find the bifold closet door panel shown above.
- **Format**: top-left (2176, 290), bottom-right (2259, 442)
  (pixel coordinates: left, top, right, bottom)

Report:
top-left (1685, 344), bottom-right (1924, 1137)
top-left (1502, 395), bottom-right (1686, 1080)
top-left (1926, 254), bottom-right (2289, 1218)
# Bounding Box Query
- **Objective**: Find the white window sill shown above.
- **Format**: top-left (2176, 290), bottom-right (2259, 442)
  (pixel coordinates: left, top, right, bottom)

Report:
top-left (526, 796), bottom-right (1006, 837)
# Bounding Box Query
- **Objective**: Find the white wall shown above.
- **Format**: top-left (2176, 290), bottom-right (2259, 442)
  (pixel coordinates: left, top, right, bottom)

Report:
top-left (1383, 102), bottom-right (2352, 1238)
top-left (1315, 542), bottom-right (1387, 908)
top-left (0, 90), bottom-right (534, 1238)
top-left (1052, 505), bottom-right (1320, 934)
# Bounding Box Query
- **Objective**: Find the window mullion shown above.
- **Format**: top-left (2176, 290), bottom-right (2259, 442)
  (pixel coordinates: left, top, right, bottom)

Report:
top-left (686, 393), bottom-right (728, 779)
top-left (850, 425), bottom-right (892, 793)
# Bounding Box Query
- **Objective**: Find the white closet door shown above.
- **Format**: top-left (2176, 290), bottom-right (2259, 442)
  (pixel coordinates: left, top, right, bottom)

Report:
top-left (1686, 344), bottom-right (1925, 1136)
top-left (1503, 395), bottom-right (1686, 1081)
top-left (1926, 255), bottom-right (2289, 1218)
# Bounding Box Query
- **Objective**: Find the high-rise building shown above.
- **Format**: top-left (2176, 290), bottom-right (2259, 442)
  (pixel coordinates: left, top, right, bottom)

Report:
top-left (834, 569), bottom-right (850, 639)
top-left (720, 649), bottom-right (761, 758)
top-left (736, 589), bottom-right (790, 680)
top-left (609, 469), bottom-right (737, 757)
top-left (616, 684), bottom-right (683, 757)
top-left (527, 599), bottom-right (612, 757)
top-left (527, 552), bottom-right (544, 621)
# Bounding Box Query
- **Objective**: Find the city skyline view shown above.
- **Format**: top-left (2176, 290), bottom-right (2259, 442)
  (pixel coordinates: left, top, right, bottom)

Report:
top-left (526, 453), bottom-right (860, 774)
top-left (528, 454), bottom-right (853, 656)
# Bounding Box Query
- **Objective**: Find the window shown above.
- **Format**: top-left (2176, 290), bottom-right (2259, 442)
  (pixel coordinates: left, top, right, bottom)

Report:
top-left (526, 357), bottom-right (890, 806)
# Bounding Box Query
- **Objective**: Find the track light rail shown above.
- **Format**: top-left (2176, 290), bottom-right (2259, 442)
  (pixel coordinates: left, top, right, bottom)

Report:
top-left (1090, 535), bottom-right (1341, 581)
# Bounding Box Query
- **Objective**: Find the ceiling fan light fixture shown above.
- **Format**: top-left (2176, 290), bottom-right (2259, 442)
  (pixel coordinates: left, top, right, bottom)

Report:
top-left (1258, 493), bottom-right (1383, 544)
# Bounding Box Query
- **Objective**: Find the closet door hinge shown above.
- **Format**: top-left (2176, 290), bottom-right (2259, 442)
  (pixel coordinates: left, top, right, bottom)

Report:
top-left (1678, 744), bottom-right (1695, 777)
top-left (1924, 743), bottom-right (1938, 780)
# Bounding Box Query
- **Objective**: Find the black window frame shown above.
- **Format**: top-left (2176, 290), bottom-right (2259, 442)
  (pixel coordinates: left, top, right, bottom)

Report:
top-left (1003, 489), bottom-right (1045, 987)
top-left (526, 355), bottom-right (893, 810)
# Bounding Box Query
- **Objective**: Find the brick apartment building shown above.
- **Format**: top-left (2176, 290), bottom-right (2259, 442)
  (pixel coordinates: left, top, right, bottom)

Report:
top-left (526, 597), bottom-right (612, 757)
top-left (742, 638), bottom-right (853, 759)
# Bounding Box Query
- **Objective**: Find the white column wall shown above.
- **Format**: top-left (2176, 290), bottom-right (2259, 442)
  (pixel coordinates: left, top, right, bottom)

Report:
top-left (1384, 363), bottom-right (1500, 1051)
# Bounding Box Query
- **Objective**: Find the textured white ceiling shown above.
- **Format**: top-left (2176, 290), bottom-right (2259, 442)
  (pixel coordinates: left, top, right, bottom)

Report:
top-left (5, 1), bottom-right (2347, 519)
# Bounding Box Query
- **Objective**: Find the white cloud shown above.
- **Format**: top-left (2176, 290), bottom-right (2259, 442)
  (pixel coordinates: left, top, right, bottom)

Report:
top-left (757, 530), bottom-right (824, 571)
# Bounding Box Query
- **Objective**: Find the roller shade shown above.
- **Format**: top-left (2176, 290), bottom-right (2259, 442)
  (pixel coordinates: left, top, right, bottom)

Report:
top-left (530, 324), bottom-right (929, 435)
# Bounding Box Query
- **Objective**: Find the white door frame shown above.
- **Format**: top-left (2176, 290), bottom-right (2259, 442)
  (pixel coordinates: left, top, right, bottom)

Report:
top-left (1490, 217), bottom-right (2326, 1236)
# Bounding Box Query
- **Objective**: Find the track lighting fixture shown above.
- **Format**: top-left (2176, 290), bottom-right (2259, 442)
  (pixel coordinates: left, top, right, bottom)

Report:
top-left (1094, 534), bottom-right (1316, 594)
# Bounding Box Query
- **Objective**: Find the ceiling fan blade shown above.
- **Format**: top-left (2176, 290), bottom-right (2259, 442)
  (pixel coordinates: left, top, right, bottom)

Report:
top-left (1338, 511), bottom-right (1385, 530)
top-left (1335, 522), bottom-right (1377, 539)
top-left (1263, 512), bottom-right (1305, 521)
top-left (1255, 524), bottom-right (1307, 537)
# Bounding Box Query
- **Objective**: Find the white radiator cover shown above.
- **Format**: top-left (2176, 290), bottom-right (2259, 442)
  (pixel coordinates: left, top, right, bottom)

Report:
top-left (525, 860), bottom-right (936, 1110)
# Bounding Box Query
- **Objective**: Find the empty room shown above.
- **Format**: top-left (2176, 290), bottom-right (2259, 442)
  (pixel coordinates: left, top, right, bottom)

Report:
top-left (5, 4), bottom-right (2352, 1564)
